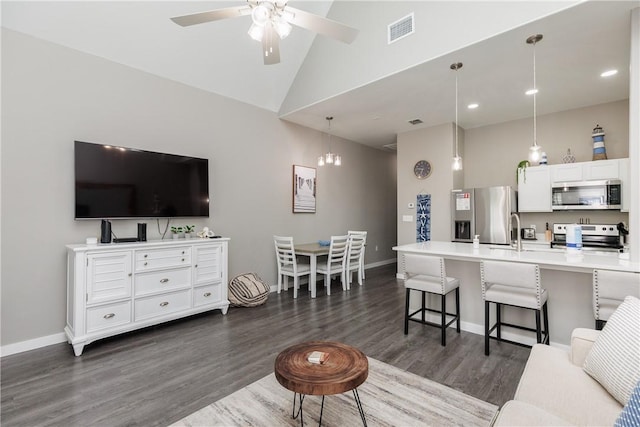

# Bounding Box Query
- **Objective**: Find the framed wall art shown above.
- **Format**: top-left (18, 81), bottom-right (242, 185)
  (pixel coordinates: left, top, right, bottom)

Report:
top-left (292, 165), bottom-right (316, 213)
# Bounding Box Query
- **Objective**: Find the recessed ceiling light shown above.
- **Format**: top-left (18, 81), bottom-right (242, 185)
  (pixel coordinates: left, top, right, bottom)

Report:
top-left (600, 69), bottom-right (618, 77)
top-left (467, 103), bottom-right (479, 109)
top-left (525, 89), bottom-right (538, 95)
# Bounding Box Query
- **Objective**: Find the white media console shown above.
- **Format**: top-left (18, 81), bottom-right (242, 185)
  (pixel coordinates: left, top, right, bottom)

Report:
top-left (65, 238), bottom-right (229, 356)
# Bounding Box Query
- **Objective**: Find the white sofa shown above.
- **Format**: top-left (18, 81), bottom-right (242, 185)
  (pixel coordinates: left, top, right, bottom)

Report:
top-left (493, 328), bottom-right (623, 426)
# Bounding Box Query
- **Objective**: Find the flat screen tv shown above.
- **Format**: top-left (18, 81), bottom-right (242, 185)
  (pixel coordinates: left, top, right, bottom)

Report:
top-left (75, 141), bottom-right (209, 219)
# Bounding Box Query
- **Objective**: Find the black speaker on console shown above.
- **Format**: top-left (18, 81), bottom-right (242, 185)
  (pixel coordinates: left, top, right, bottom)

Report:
top-left (100, 219), bottom-right (112, 243)
top-left (137, 223), bottom-right (147, 242)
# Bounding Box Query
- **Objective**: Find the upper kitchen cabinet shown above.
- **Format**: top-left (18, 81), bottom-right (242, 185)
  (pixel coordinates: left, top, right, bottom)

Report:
top-left (550, 159), bottom-right (622, 183)
top-left (518, 166), bottom-right (552, 212)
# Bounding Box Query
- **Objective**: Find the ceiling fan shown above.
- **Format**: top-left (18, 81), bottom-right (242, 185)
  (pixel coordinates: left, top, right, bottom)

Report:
top-left (170, 0), bottom-right (359, 65)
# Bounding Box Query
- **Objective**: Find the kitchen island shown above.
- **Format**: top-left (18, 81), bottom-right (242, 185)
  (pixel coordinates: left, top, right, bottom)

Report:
top-left (393, 241), bottom-right (639, 347)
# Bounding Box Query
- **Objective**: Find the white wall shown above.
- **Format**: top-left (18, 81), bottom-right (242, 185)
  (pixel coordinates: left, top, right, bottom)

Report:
top-left (0, 29), bottom-right (397, 348)
top-left (396, 123), bottom-right (463, 245)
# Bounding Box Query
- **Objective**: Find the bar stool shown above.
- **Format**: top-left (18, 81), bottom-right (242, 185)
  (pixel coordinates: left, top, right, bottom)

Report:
top-left (480, 260), bottom-right (549, 355)
top-left (403, 253), bottom-right (460, 346)
top-left (593, 269), bottom-right (640, 330)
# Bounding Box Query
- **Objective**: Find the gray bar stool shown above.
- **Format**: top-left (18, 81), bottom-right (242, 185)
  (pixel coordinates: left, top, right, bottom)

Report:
top-left (481, 260), bottom-right (549, 355)
top-left (593, 269), bottom-right (640, 330)
top-left (403, 253), bottom-right (460, 346)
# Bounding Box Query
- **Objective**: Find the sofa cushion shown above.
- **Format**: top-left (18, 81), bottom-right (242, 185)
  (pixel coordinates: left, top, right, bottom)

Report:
top-left (615, 380), bottom-right (640, 427)
top-left (493, 400), bottom-right (572, 426)
top-left (515, 344), bottom-right (622, 426)
top-left (584, 296), bottom-right (640, 406)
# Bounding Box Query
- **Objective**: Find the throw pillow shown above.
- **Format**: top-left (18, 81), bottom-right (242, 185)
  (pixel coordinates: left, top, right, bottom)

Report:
top-left (584, 296), bottom-right (640, 406)
top-left (228, 273), bottom-right (270, 307)
top-left (615, 380), bottom-right (640, 427)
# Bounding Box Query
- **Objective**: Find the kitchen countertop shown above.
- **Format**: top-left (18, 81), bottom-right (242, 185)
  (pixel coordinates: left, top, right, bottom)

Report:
top-left (393, 241), bottom-right (640, 273)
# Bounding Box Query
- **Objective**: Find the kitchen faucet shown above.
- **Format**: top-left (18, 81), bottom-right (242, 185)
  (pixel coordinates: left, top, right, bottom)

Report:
top-left (511, 213), bottom-right (523, 252)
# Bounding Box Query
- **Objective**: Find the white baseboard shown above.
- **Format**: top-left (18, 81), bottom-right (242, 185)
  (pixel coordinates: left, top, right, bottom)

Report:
top-left (1, 332), bottom-right (67, 357)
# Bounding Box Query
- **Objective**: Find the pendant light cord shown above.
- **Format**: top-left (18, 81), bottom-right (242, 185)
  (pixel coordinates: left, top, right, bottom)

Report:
top-left (455, 67), bottom-right (459, 157)
top-left (533, 40), bottom-right (537, 148)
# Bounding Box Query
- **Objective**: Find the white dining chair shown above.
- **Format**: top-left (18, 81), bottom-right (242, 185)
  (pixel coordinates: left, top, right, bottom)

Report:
top-left (316, 235), bottom-right (349, 296)
top-left (346, 234), bottom-right (366, 289)
top-left (348, 230), bottom-right (367, 279)
top-left (273, 236), bottom-right (311, 299)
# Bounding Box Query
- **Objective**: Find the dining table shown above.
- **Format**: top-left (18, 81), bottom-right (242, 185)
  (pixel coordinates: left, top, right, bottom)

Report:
top-left (294, 242), bottom-right (330, 298)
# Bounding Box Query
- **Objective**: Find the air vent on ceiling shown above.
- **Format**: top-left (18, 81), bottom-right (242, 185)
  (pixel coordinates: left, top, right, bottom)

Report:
top-left (388, 13), bottom-right (414, 44)
top-left (408, 118), bottom-right (423, 125)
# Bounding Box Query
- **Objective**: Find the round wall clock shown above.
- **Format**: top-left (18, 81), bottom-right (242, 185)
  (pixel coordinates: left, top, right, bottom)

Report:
top-left (413, 160), bottom-right (432, 179)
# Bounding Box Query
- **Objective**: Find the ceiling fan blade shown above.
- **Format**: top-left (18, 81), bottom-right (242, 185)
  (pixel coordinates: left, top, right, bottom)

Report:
top-left (170, 5), bottom-right (250, 27)
top-left (262, 25), bottom-right (281, 65)
top-left (285, 6), bottom-right (358, 44)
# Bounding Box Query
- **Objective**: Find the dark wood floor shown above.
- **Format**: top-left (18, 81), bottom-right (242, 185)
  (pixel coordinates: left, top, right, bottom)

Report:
top-left (1, 264), bottom-right (530, 426)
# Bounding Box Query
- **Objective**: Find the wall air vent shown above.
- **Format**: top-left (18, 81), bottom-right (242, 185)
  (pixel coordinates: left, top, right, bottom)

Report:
top-left (388, 13), bottom-right (414, 44)
top-left (408, 119), bottom-right (423, 125)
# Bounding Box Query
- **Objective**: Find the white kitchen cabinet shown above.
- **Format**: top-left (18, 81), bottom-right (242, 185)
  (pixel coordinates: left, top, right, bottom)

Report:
top-left (518, 165), bottom-right (552, 212)
top-left (551, 163), bottom-right (583, 182)
top-left (66, 238), bottom-right (229, 356)
top-left (583, 159), bottom-right (620, 180)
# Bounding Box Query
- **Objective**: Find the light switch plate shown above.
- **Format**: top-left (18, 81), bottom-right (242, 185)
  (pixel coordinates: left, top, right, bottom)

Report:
top-left (408, 203), bottom-right (415, 209)
top-left (402, 215), bottom-right (413, 222)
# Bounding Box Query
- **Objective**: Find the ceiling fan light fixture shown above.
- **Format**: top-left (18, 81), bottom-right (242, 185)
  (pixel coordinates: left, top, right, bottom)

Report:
top-left (274, 19), bottom-right (292, 39)
top-left (251, 3), bottom-right (271, 26)
top-left (248, 23), bottom-right (264, 41)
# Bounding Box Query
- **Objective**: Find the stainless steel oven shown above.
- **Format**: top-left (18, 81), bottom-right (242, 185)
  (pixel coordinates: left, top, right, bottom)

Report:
top-left (551, 179), bottom-right (621, 210)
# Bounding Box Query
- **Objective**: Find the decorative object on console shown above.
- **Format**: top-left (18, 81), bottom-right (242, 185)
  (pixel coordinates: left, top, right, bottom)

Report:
top-left (293, 165), bottom-right (316, 213)
top-left (562, 148), bottom-right (576, 163)
top-left (183, 225), bottom-right (195, 239)
top-left (526, 34), bottom-right (544, 164)
top-left (197, 226), bottom-right (216, 238)
top-left (416, 193), bottom-right (431, 242)
top-left (592, 124), bottom-right (608, 160)
top-left (516, 160), bottom-right (530, 183)
top-left (170, 226), bottom-right (183, 239)
top-left (540, 152), bottom-right (548, 165)
top-left (100, 219), bottom-right (112, 244)
top-left (137, 223), bottom-right (147, 242)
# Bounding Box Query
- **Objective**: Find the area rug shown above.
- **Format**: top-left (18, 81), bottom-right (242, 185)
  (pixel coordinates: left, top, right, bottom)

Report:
top-left (172, 358), bottom-right (498, 426)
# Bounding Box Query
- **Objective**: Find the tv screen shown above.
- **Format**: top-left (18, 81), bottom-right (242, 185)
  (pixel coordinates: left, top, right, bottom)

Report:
top-left (75, 141), bottom-right (209, 219)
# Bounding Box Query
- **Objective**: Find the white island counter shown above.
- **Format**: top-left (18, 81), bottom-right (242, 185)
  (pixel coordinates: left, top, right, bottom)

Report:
top-left (393, 241), bottom-right (639, 347)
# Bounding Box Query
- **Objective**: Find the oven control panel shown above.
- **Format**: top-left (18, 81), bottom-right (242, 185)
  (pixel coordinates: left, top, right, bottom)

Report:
top-left (553, 223), bottom-right (619, 236)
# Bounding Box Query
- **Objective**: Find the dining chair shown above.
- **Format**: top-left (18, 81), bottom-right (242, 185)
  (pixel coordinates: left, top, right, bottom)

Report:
top-left (316, 235), bottom-right (349, 296)
top-left (348, 230), bottom-right (367, 279)
top-left (346, 234), bottom-right (366, 289)
top-left (273, 236), bottom-right (311, 299)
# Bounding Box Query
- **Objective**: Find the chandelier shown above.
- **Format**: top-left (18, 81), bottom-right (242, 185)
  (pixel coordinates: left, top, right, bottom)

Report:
top-left (318, 116), bottom-right (341, 167)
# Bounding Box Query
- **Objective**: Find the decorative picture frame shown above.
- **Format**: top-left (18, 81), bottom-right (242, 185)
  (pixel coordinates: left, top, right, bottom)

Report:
top-left (292, 165), bottom-right (316, 213)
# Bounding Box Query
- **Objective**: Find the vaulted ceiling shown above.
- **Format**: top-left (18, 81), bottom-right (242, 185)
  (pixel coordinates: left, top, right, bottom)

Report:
top-left (2, 1), bottom-right (636, 148)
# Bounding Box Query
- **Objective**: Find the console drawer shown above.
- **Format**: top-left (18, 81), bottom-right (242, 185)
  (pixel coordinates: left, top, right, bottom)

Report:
top-left (86, 301), bottom-right (132, 333)
top-left (193, 283), bottom-right (222, 307)
top-left (135, 267), bottom-right (190, 296)
top-left (134, 290), bottom-right (191, 321)
top-left (135, 247), bottom-right (191, 272)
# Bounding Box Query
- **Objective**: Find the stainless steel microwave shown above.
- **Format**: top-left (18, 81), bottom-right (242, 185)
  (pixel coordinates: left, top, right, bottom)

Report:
top-left (551, 179), bottom-right (621, 210)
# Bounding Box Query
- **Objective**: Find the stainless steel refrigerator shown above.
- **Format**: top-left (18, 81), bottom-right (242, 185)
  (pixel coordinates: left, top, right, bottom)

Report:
top-left (451, 186), bottom-right (517, 245)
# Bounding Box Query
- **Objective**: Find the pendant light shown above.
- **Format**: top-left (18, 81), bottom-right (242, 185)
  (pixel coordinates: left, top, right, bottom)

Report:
top-left (527, 34), bottom-right (543, 164)
top-left (318, 116), bottom-right (341, 167)
top-left (451, 62), bottom-right (463, 171)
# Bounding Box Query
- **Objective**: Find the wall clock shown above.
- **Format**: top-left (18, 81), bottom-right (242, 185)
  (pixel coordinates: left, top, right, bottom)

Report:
top-left (413, 160), bottom-right (432, 179)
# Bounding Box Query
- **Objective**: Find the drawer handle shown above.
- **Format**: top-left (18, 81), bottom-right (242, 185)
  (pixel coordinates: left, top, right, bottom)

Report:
top-left (144, 262), bottom-right (148, 266)
top-left (182, 258), bottom-right (185, 262)
top-left (103, 313), bottom-right (115, 319)
top-left (195, 264), bottom-right (198, 268)
top-left (160, 278), bottom-right (169, 283)
top-left (144, 254), bottom-right (148, 258)
top-left (159, 302), bottom-right (169, 307)
top-left (204, 292), bottom-right (212, 297)
top-left (128, 273), bottom-right (132, 277)
top-left (182, 251), bottom-right (185, 255)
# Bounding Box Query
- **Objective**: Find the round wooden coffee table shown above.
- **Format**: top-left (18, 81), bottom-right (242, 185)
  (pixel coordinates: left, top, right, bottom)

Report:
top-left (274, 341), bottom-right (369, 426)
